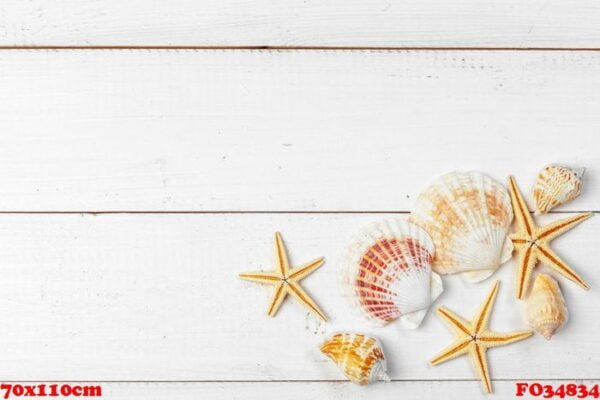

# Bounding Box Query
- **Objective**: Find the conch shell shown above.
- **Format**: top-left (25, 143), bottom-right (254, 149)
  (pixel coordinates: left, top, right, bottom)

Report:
top-left (340, 219), bottom-right (443, 329)
top-left (410, 171), bottom-right (514, 283)
top-left (533, 164), bottom-right (584, 214)
top-left (525, 274), bottom-right (568, 340)
top-left (320, 333), bottom-right (389, 385)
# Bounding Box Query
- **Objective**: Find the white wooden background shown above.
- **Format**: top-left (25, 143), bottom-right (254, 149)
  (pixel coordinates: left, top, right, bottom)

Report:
top-left (1, 2), bottom-right (599, 399)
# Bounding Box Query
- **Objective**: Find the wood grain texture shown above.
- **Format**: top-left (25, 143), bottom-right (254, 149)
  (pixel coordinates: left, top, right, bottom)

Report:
top-left (1, 0), bottom-right (600, 48)
top-left (0, 50), bottom-right (598, 211)
top-left (0, 212), bottom-right (596, 381)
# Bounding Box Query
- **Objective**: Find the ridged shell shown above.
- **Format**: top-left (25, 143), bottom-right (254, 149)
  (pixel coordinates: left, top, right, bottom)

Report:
top-left (340, 219), bottom-right (443, 329)
top-left (409, 171), bottom-right (514, 283)
top-left (533, 164), bottom-right (584, 214)
top-left (525, 274), bottom-right (568, 340)
top-left (320, 333), bottom-right (389, 385)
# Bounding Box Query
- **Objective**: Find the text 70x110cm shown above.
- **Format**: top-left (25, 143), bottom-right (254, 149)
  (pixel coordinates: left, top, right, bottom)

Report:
top-left (0, 384), bottom-right (101, 398)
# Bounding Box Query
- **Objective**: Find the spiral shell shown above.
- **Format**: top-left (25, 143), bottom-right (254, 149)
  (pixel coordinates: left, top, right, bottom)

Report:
top-left (533, 164), bottom-right (584, 214)
top-left (340, 219), bottom-right (443, 329)
top-left (525, 274), bottom-right (568, 340)
top-left (410, 171), bottom-right (514, 283)
top-left (320, 333), bottom-right (389, 385)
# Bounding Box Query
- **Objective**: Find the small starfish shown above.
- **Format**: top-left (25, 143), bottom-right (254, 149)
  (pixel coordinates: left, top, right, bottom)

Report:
top-left (430, 281), bottom-right (532, 393)
top-left (507, 176), bottom-right (592, 299)
top-left (239, 232), bottom-right (327, 321)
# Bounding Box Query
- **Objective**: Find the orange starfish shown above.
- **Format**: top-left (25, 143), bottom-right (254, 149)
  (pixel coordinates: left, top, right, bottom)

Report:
top-left (507, 176), bottom-right (592, 299)
top-left (431, 281), bottom-right (532, 393)
top-left (239, 232), bottom-right (327, 321)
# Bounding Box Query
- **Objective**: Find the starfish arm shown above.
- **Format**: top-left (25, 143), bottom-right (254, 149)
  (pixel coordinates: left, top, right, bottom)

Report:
top-left (473, 281), bottom-right (500, 334)
top-left (430, 338), bottom-right (472, 366)
top-left (515, 246), bottom-right (537, 299)
top-left (507, 176), bottom-right (535, 237)
top-left (470, 345), bottom-right (492, 393)
top-left (274, 232), bottom-right (290, 277)
top-left (436, 307), bottom-right (472, 336)
top-left (536, 244), bottom-right (590, 289)
top-left (510, 233), bottom-right (531, 249)
top-left (239, 271), bottom-right (281, 284)
top-left (537, 212), bottom-right (592, 242)
top-left (286, 281), bottom-right (327, 321)
top-left (287, 257), bottom-right (325, 281)
top-left (267, 282), bottom-right (289, 317)
top-left (477, 330), bottom-right (533, 349)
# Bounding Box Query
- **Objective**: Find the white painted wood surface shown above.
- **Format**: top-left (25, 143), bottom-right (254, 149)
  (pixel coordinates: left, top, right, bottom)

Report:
top-left (0, 213), bottom-right (597, 383)
top-left (1, 1), bottom-right (600, 48)
top-left (2, 4), bottom-right (600, 395)
top-left (0, 51), bottom-right (598, 212)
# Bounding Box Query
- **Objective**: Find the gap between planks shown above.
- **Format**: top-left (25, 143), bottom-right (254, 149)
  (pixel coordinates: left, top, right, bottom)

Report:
top-left (0, 379), bottom-right (597, 383)
top-left (0, 211), bottom-right (594, 215)
top-left (0, 46), bottom-right (600, 52)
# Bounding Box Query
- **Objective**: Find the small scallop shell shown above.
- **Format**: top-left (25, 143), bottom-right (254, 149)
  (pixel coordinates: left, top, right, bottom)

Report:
top-left (525, 274), bottom-right (568, 340)
top-left (320, 333), bottom-right (390, 385)
top-left (340, 219), bottom-right (443, 329)
top-left (410, 171), bottom-right (514, 283)
top-left (533, 164), bottom-right (584, 214)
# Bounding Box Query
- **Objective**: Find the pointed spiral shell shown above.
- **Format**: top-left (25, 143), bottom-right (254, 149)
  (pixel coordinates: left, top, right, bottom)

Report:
top-left (533, 164), bottom-right (584, 214)
top-left (320, 333), bottom-right (389, 385)
top-left (525, 274), bottom-right (568, 340)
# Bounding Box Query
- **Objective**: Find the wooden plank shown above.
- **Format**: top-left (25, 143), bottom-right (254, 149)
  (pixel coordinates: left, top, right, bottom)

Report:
top-left (0, 50), bottom-right (598, 211)
top-left (1, 1), bottom-right (600, 48)
top-left (6, 381), bottom-right (595, 400)
top-left (0, 212), bottom-right (596, 380)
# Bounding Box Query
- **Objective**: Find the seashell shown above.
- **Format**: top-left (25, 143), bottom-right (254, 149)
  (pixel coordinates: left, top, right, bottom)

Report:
top-left (320, 333), bottom-right (390, 385)
top-left (533, 164), bottom-right (584, 214)
top-left (525, 274), bottom-right (568, 340)
top-left (340, 219), bottom-right (443, 329)
top-left (409, 171), bottom-right (514, 283)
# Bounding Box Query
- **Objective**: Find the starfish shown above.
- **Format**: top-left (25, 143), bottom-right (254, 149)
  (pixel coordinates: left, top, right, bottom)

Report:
top-left (507, 176), bottom-right (592, 299)
top-left (430, 281), bottom-right (532, 393)
top-left (239, 232), bottom-right (327, 321)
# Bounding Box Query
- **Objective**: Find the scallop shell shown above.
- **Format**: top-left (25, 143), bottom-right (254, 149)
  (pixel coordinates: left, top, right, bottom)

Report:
top-left (340, 219), bottom-right (443, 329)
top-left (525, 274), bottom-right (568, 340)
top-left (533, 164), bottom-right (584, 214)
top-left (320, 333), bottom-right (390, 385)
top-left (409, 171), bottom-right (514, 283)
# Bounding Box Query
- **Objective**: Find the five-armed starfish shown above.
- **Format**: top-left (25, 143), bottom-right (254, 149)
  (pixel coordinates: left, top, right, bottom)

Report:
top-left (508, 176), bottom-right (592, 299)
top-left (239, 232), bottom-right (327, 321)
top-left (430, 281), bottom-right (532, 393)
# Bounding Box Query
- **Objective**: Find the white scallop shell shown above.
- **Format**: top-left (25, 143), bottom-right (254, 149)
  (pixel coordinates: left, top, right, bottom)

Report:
top-left (409, 171), bottom-right (514, 283)
top-left (340, 219), bottom-right (443, 329)
top-left (533, 164), bottom-right (584, 214)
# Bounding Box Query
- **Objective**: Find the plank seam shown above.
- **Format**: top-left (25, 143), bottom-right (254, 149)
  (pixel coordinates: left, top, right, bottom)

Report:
top-left (0, 211), bottom-right (594, 215)
top-left (0, 46), bottom-right (600, 52)
top-left (0, 379), bottom-right (596, 383)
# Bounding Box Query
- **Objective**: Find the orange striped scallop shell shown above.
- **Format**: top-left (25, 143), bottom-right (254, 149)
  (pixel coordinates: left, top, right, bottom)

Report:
top-left (340, 219), bottom-right (443, 329)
